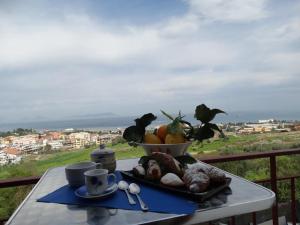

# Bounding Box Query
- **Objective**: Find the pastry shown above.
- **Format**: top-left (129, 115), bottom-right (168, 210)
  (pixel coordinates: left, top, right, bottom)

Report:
top-left (186, 162), bottom-right (210, 174)
top-left (146, 160), bottom-right (162, 180)
top-left (132, 165), bottom-right (146, 177)
top-left (151, 152), bottom-right (183, 176)
top-left (183, 171), bottom-right (210, 192)
top-left (160, 173), bottom-right (184, 187)
top-left (206, 167), bottom-right (226, 184)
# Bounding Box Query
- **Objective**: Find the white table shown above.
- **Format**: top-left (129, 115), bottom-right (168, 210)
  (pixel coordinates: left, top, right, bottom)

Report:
top-left (6, 158), bottom-right (275, 225)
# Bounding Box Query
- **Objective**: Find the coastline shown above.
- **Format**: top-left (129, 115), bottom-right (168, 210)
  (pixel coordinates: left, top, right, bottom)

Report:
top-left (1, 111), bottom-right (300, 132)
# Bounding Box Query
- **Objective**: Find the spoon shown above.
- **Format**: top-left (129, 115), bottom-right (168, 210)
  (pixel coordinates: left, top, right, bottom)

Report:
top-left (129, 183), bottom-right (149, 211)
top-left (118, 181), bottom-right (136, 205)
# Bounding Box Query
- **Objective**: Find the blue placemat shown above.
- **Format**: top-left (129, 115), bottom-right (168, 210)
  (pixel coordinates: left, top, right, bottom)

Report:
top-left (37, 171), bottom-right (198, 215)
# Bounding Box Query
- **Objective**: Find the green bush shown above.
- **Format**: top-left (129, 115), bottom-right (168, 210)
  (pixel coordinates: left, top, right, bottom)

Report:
top-left (112, 136), bottom-right (127, 145)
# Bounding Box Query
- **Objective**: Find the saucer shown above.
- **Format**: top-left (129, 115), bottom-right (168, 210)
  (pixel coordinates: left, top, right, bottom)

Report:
top-left (75, 184), bottom-right (118, 199)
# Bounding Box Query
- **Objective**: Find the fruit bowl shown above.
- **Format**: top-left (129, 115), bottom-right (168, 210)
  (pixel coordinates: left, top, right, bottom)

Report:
top-left (137, 142), bottom-right (192, 157)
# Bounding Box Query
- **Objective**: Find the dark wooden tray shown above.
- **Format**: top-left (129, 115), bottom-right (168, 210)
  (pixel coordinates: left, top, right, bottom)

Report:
top-left (120, 170), bottom-right (231, 202)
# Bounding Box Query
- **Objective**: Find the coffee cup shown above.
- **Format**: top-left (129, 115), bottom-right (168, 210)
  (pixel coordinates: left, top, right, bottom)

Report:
top-left (84, 169), bottom-right (116, 195)
top-left (65, 161), bottom-right (102, 187)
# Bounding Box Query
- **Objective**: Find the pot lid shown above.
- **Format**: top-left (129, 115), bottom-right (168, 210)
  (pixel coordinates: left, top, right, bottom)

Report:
top-left (91, 144), bottom-right (115, 156)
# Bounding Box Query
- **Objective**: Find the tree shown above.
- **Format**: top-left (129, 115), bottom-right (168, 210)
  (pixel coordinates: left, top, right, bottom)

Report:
top-left (44, 144), bottom-right (52, 152)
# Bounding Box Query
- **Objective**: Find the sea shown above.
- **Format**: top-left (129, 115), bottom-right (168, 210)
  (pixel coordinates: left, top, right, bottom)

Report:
top-left (0, 111), bottom-right (300, 132)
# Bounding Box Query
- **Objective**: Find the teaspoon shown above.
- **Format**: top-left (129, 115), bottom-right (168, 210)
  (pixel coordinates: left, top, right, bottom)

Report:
top-left (129, 183), bottom-right (149, 211)
top-left (118, 181), bottom-right (136, 205)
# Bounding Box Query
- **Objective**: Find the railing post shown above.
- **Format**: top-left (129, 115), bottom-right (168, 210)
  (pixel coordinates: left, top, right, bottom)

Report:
top-left (270, 156), bottom-right (278, 225)
top-left (291, 177), bottom-right (296, 225)
top-left (252, 212), bottom-right (257, 225)
top-left (230, 216), bottom-right (235, 225)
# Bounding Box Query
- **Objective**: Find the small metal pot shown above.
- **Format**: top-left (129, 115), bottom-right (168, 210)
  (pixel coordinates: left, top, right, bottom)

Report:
top-left (90, 144), bottom-right (116, 173)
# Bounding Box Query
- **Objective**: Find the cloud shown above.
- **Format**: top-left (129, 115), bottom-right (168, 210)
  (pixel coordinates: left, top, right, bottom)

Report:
top-left (0, 17), bottom-right (162, 69)
top-left (187, 0), bottom-right (269, 22)
top-left (0, 0), bottom-right (300, 123)
top-left (0, 10), bottom-right (236, 71)
top-left (250, 18), bottom-right (300, 43)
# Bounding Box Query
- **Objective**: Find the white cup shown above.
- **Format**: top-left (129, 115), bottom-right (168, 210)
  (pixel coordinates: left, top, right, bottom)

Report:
top-left (84, 169), bottom-right (116, 195)
top-left (65, 162), bottom-right (102, 187)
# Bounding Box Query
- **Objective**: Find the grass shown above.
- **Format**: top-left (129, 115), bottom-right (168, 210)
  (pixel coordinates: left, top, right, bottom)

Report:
top-left (35, 147), bottom-right (95, 173)
top-left (0, 144), bottom-right (145, 178)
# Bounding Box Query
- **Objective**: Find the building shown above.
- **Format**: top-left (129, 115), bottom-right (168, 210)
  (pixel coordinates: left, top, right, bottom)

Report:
top-left (11, 134), bottom-right (38, 147)
top-left (238, 127), bottom-right (255, 134)
top-left (3, 147), bottom-right (22, 156)
top-left (99, 134), bottom-right (122, 144)
top-left (21, 144), bottom-right (42, 153)
top-left (47, 140), bottom-right (64, 150)
top-left (0, 138), bottom-right (6, 149)
top-left (0, 147), bottom-right (22, 165)
top-left (0, 151), bottom-right (8, 165)
top-left (45, 132), bottom-right (62, 140)
top-left (72, 138), bottom-right (88, 149)
top-left (90, 133), bottom-right (101, 145)
top-left (258, 119), bottom-right (275, 123)
top-left (69, 132), bottom-right (91, 141)
top-left (293, 124), bottom-right (300, 131)
top-left (68, 132), bottom-right (91, 149)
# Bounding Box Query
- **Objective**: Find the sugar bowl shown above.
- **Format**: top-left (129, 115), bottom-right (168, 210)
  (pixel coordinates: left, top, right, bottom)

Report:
top-left (90, 144), bottom-right (116, 173)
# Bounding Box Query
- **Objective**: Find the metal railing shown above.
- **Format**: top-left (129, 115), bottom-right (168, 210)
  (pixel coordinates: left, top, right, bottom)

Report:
top-left (201, 148), bottom-right (300, 225)
top-left (0, 177), bottom-right (41, 225)
top-left (1, 148), bottom-right (300, 225)
top-left (0, 176), bottom-right (40, 188)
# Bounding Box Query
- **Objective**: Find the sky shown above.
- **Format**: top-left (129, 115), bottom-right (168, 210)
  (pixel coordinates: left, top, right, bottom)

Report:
top-left (0, 0), bottom-right (300, 123)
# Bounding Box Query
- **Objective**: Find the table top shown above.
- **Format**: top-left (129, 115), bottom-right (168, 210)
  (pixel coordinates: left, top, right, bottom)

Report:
top-left (6, 158), bottom-right (275, 225)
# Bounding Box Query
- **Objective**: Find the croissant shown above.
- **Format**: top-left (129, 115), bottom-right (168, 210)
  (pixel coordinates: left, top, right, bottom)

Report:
top-left (186, 162), bottom-right (226, 183)
top-left (183, 171), bottom-right (210, 193)
top-left (206, 167), bottom-right (226, 184)
top-left (151, 152), bottom-right (183, 176)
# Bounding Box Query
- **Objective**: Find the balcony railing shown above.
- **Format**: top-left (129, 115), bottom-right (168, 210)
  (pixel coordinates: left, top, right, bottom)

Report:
top-left (201, 148), bottom-right (300, 225)
top-left (1, 148), bottom-right (300, 225)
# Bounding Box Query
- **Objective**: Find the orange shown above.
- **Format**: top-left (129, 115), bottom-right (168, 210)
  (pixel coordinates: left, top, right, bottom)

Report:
top-left (157, 125), bottom-right (168, 143)
top-left (165, 133), bottom-right (185, 144)
top-left (144, 133), bottom-right (162, 144)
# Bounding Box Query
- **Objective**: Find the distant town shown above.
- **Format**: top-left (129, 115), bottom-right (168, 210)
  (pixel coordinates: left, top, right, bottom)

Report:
top-left (1, 119), bottom-right (300, 166)
top-left (0, 128), bottom-right (123, 166)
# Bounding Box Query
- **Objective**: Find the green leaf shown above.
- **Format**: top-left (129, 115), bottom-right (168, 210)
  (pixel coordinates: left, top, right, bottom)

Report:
top-left (135, 113), bottom-right (157, 128)
top-left (179, 119), bottom-right (192, 127)
top-left (160, 110), bottom-right (174, 121)
top-left (211, 108), bottom-right (226, 117)
top-left (193, 124), bottom-right (215, 142)
top-left (175, 155), bottom-right (197, 165)
top-left (207, 123), bottom-right (226, 139)
top-left (207, 123), bottom-right (222, 133)
top-left (194, 104), bottom-right (225, 123)
top-left (162, 110), bottom-right (186, 135)
top-left (167, 118), bottom-right (183, 134)
top-left (194, 104), bottom-right (211, 123)
top-left (123, 126), bottom-right (144, 144)
top-left (123, 113), bottom-right (157, 145)
top-left (180, 119), bottom-right (194, 139)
